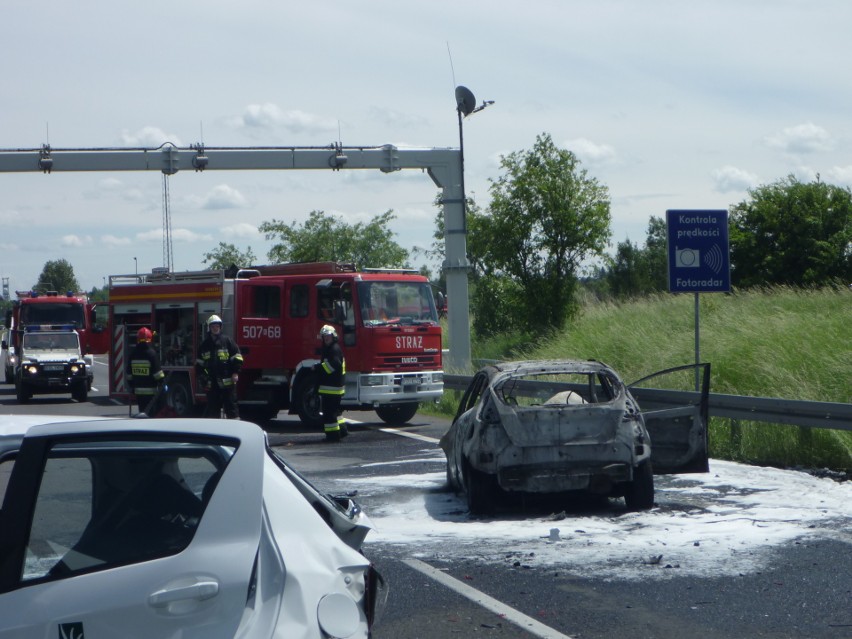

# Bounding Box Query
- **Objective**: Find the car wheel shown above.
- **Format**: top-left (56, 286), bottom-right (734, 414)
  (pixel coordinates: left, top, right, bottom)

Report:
top-left (375, 402), bottom-right (419, 425)
top-left (464, 463), bottom-right (497, 515)
top-left (167, 378), bottom-right (194, 417)
top-left (624, 460), bottom-right (654, 511)
top-left (16, 381), bottom-right (31, 404)
top-left (72, 383), bottom-right (88, 402)
top-left (4, 367), bottom-right (12, 384)
top-left (295, 373), bottom-right (323, 429)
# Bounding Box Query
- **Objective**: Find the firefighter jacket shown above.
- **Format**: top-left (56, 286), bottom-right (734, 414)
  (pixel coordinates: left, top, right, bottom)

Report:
top-left (129, 342), bottom-right (165, 396)
top-left (196, 331), bottom-right (244, 388)
top-left (316, 340), bottom-right (345, 395)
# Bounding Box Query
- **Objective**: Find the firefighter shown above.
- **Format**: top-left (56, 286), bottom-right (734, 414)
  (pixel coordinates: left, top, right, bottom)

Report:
top-left (315, 324), bottom-right (347, 441)
top-left (196, 314), bottom-right (244, 418)
top-left (128, 327), bottom-right (166, 416)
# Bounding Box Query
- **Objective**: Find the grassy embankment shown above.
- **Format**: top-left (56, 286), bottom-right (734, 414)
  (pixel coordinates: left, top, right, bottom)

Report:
top-left (430, 285), bottom-right (851, 472)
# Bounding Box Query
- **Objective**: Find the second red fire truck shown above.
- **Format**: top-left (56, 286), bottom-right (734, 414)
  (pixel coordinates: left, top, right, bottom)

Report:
top-left (107, 262), bottom-right (444, 425)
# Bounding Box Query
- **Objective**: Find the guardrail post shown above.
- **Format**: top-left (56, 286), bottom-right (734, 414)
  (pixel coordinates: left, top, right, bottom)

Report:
top-left (729, 418), bottom-right (742, 452)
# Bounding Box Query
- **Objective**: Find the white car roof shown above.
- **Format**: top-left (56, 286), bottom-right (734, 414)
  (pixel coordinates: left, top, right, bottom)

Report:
top-left (0, 414), bottom-right (108, 439)
top-left (0, 415), bottom-right (262, 441)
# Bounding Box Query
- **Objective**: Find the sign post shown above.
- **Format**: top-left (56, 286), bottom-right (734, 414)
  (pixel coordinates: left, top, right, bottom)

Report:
top-left (666, 210), bottom-right (731, 389)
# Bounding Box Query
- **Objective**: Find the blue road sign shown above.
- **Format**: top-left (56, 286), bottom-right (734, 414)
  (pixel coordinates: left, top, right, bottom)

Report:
top-left (666, 209), bottom-right (731, 293)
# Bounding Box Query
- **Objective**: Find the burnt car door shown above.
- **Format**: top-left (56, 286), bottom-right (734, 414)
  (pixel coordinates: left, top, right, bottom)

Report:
top-left (629, 363), bottom-right (711, 474)
top-left (440, 369), bottom-right (491, 489)
top-left (0, 420), bottom-right (264, 639)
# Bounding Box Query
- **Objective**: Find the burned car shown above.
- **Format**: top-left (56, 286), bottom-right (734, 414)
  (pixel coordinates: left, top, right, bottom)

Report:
top-left (0, 417), bottom-right (384, 638)
top-left (440, 360), bottom-right (710, 514)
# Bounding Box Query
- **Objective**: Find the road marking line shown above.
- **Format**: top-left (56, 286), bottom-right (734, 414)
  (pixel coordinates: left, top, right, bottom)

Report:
top-left (402, 558), bottom-right (574, 639)
top-left (377, 427), bottom-right (439, 444)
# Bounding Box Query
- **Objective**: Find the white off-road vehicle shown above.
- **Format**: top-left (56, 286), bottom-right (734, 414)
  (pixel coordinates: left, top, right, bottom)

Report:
top-left (14, 329), bottom-right (91, 403)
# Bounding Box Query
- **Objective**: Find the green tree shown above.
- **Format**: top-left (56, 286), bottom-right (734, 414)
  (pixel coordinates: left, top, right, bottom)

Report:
top-left (33, 259), bottom-right (80, 294)
top-left (605, 215), bottom-right (668, 298)
top-left (260, 209), bottom-right (409, 269)
top-left (202, 242), bottom-right (257, 270)
top-left (474, 133), bottom-right (612, 335)
top-left (729, 176), bottom-right (852, 287)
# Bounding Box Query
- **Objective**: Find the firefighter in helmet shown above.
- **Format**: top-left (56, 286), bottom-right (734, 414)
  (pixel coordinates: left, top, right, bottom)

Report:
top-left (315, 324), bottom-right (347, 441)
top-left (195, 314), bottom-right (244, 418)
top-left (128, 327), bottom-right (166, 416)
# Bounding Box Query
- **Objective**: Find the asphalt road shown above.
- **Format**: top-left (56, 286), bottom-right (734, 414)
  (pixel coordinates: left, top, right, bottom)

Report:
top-left (2, 356), bottom-right (850, 639)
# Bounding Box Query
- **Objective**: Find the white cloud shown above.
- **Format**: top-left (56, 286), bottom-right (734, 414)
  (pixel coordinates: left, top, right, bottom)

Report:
top-left (101, 235), bottom-right (132, 247)
top-left (825, 165), bottom-right (852, 186)
top-left (199, 184), bottom-right (248, 210)
top-left (171, 228), bottom-right (213, 243)
top-left (221, 222), bottom-right (260, 239)
top-left (764, 122), bottom-right (835, 154)
top-left (119, 126), bottom-right (185, 148)
top-left (61, 235), bottom-right (92, 247)
top-left (229, 103), bottom-right (338, 135)
top-left (566, 137), bottom-right (618, 167)
top-left (711, 165), bottom-right (760, 193)
top-left (135, 228), bottom-right (211, 244)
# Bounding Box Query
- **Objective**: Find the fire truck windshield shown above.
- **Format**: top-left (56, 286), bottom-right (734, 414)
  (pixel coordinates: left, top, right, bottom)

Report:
top-left (20, 303), bottom-right (86, 328)
top-left (357, 281), bottom-right (438, 326)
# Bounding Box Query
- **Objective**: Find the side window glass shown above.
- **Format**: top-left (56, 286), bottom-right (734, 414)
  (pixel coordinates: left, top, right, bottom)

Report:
top-left (289, 285), bottom-right (309, 318)
top-left (21, 442), bottom-right (230, 583)
top-left (250, 286), bottom-right (281, 319)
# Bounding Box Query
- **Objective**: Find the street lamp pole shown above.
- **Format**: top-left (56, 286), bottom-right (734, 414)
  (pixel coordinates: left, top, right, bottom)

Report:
top-left (134, 257), bottom-right (137, 275)
top-left (441, 86), bottom-right (493, 371)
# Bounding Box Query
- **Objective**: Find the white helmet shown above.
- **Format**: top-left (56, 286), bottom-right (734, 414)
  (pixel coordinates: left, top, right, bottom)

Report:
top-left (207, 314), bottom-right (223, 327)
top-left (319, 324), bottom-right (337, 338)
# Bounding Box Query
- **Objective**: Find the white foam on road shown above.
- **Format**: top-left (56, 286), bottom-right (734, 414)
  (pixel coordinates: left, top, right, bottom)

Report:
top-left (343, 458), bottom-right (852, 581)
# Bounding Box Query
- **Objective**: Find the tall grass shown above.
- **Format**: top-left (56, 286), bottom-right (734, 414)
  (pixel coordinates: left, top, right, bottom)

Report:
top-left (437, 285), bottom-right (852, 471)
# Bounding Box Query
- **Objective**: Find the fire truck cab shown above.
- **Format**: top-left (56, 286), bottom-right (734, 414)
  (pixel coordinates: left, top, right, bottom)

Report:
top-left (108, 263), bottom-right (444, 425)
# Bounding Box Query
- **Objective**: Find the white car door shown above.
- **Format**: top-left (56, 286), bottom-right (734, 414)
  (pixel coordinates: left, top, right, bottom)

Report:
top-left (0, 419), bottom-right (265, 639)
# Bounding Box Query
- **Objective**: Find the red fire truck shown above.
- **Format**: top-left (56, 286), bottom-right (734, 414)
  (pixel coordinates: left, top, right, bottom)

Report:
top-left (107, 262), bottom-right (444, 425)
top-left (4, 290), bottom-right (109, 358)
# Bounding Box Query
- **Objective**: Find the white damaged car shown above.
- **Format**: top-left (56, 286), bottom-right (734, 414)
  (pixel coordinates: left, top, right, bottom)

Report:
top-left (0, 417), bottom-right (384, 638)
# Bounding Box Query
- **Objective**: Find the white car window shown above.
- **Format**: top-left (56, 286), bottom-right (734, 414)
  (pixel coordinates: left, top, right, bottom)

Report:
top-left (22, 441), bottom-right (230, 583)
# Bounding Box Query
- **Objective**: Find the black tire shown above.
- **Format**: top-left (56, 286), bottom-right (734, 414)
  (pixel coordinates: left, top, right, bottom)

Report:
top-left (167, 377), bottom-right (194, 417)
top-left (72, 383), bottom-right (88, 403)
top-left (295, 373), bottom-right (323, 429)
top-left (16, 380), bottom-right (30, 404)
top-left (4, 367), bottom-right (13, 384)
top-left (375, 402), bottom-right (419, 425)
top-left (464, 463), bottom-right (497, 515)
top-left (624, 460), bottom-right (655, 511)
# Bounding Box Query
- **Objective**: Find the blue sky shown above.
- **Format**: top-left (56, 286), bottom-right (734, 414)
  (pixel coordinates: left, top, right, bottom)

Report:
top-left (2, 1), bottom-right (852, 291)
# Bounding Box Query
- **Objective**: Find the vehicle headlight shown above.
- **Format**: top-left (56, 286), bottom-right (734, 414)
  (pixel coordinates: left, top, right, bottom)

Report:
top-left (70, 364), bottom-right (81, 374)
top-left (317, 592), bottom-right (362, 638)
top-left (25, 365), bottom-right (39, 375)
top-left (432, 372), bottom-right (443, 383)
top-left (361, 375), bottom-right (386, 387)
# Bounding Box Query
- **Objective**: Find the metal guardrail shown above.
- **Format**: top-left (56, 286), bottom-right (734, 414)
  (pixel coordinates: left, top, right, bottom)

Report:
top-left (443, 375), bottom-right (852, 432)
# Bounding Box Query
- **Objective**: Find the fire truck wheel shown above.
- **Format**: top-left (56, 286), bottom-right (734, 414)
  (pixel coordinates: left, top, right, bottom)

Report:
top-left (375, 402), bottom-right (419, 425)
top-left (167, 378), bottom-right (194, 417)
top-left (295, 375), bottom-right (323, 428)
